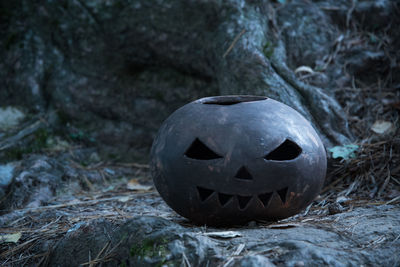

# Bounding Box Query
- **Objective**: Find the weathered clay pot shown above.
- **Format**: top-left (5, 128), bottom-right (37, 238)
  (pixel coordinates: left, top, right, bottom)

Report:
top-left (150, 95), bottom-right (326, 226)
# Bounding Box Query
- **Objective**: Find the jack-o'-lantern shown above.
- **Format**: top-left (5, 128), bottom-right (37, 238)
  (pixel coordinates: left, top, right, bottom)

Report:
top-left (150, 95), bottom-right (326, 226)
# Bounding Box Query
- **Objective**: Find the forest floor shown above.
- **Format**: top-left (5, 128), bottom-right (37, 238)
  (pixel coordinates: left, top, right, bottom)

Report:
top-left (0, 160), bottom-right (399, 266)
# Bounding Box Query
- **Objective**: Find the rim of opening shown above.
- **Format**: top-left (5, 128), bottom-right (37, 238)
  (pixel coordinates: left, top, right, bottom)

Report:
top-left (198, 95), bottom-right (268, 105)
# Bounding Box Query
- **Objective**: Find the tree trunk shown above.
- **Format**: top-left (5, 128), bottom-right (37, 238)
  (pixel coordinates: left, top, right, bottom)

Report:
top-left (1, 0), bottom-right (356, 158)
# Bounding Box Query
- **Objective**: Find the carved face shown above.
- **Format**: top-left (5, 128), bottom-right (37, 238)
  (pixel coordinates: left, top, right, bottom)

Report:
top-left (150, 96), bottom-right (326, 226)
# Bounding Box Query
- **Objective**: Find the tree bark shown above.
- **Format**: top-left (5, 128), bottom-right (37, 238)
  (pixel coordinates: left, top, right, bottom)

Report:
top-left (0, 0), bottom-right (355, 156)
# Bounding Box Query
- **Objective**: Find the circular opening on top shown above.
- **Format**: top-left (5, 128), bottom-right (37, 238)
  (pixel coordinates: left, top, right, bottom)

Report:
top-left (200, 95), bottom-right (268, 106)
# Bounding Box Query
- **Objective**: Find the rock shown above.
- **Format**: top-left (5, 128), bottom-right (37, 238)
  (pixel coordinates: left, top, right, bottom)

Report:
top-left (316, 0), bottom-right (400, 87)
top-left (47, 219), bottom-right (117, 267)
top-left (0, 119), bottom-right (49, 162)
top-left (328, 202), bottom-right (345, 215)
top-left (232, 255), bottom-right (276, 267)
top-left (277, 2), bottom-right (336, 69)
top-left (0, 107), bottom-right (25, 130)
top-left (49, 216), bottom-right (222, 266)
top-left (322, 0), bottom-right (396, 30)
top-left (343, 50), bottom-right (389, 84)
top-left (0, 163), bottom-right (14, 187)
top-left (1, 155), bottom-right (65, 210)
top-left (0, 146), bottom-right (151, 212)
top-left (0, 163), bottom-right (15, 200)
top-left (46, 204), bottom-right (400, 266)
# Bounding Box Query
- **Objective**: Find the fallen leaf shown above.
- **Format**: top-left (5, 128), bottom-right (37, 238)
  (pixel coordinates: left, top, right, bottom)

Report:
top-left (203, 231), bottom-right (242, 239)
top-left (104, 168), bottom-right (115, 175)
top-left (294, 66), bottom-right (314, 74)
top-left (0, 232), bottom-right (22, 244)
top-left (127, 179), bottom-right (152, 191)
top-left (117, 196), bottom-right (132, 203)
top-left (336, 196), bottom-right (351, 203)
top-left (329, 145), bottom-right (359, 160)
top-left (382, 99), bottom-right (400, 110)
top-left (392, 101), bottom-right (400, 110)
top-left (46, 136), bottom-right (71, 151)
top-left (371, 120), bottom-right (395, 135)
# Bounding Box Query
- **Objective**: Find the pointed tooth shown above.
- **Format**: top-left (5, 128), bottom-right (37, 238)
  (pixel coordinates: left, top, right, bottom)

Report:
top-left (237, 195), bottom-right (252, 210)
top-left (277, 187), bottom-right (288, 203)
top-left (258, 192), bottom-right (273, 207)
top-left (218, 193), bottom-right (234, 206)
top-left (197, 186), bottom-right (214, 201)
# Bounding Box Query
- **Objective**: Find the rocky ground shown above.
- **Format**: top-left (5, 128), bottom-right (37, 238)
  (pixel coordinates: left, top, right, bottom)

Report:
top-left (0, 119), bottom-right (399, 266)
top-left (1, 0), bottom-right (400, 266)
top-left (0, 150), bottom-right (399, 266)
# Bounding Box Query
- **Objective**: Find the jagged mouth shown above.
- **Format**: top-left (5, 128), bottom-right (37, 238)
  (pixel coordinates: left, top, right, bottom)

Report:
top-left (196, 186), bottom-right (289, 210)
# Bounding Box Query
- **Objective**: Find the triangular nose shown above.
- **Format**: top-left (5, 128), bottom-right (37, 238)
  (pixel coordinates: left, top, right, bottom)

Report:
top-left (234, 166), bottom-right (253, 180)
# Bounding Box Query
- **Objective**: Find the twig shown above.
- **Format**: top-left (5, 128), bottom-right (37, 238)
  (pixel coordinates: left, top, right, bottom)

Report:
top-left (182, 251), bottom-right (191, 267)
top-left (346, 0), bottom-right (357, 28)
top-left (88, 241), bottom-right (110, 267)
top-left (0, 120), bottom-right (44, 150)
top-left (222, 257), bottom-right (234, 267)
top-left (377, 171), bottom-right (391, 197)
top-left (385, 196), bottom-right (400, 205)
top-left (223, 29), bottom-right (246, 58)
top-left (113, 162), bottom-right (150, 169)
top-left (321, 174), bottom-right (347, 193)
top-left (4, 252), bottom-right (49, 265)
top-left (81, 239), bottom-right (123, 266)
top-left (232, 244), bottom-right (245, 256)
top-left (392, 234), bottom-right (400, 243)
top-left (10, 193), bottom-right (152, 213)
top-left (0, 237), bottom-right (40, 258)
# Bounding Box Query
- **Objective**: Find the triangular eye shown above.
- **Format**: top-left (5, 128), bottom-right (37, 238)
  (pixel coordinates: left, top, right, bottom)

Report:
top-left (264, 139), bottom-right (302, 161)
top-left (185, 138), bottom-right (222, 160)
